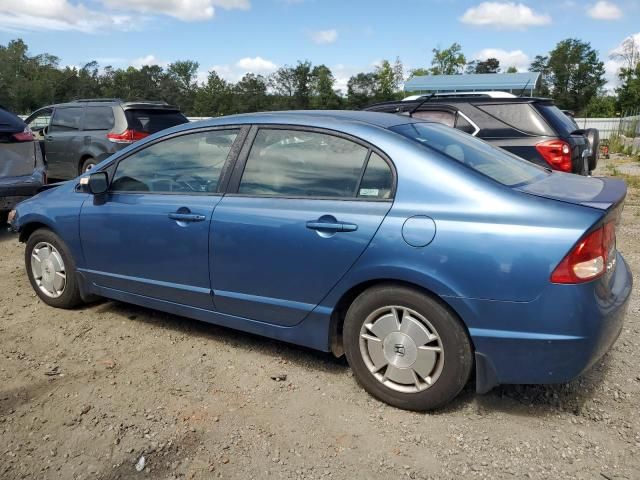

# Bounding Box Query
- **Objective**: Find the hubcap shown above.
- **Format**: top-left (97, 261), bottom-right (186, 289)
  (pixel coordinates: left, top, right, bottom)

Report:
top-left (359, 306), bottom-right (444, 393)
top-left (31, 242), bottom-right (66, 298)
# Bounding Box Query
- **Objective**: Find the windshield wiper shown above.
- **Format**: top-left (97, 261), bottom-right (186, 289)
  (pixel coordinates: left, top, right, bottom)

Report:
top-left (408, 93), bottom-right (435, 117)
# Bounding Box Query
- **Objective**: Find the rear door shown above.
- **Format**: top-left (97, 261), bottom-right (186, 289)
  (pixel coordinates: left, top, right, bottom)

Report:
top-left (46, 106), bottom-right (85, 179)
top-left (0, 108), bottom-right (36, 179)
top-left (211, 126), bottom-right (395, 326)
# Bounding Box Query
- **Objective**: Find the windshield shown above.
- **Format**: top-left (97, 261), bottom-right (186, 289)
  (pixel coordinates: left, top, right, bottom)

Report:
top-left (390, 122), bottom-right (549, 187)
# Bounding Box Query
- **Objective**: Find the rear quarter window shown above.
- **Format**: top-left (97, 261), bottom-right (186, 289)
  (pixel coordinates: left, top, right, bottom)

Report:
top-left (477, 103), bottom-right (554, 136)
top-left (83, 106), bottom-right (115, 130)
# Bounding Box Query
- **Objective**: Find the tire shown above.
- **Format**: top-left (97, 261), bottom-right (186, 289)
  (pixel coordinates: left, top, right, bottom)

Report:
top-left (81, 157), bottom-right (97, 174)
top-left (343, 285), bottom-right (473, 411)
top-left (25, 228), bottom-right (83, 309)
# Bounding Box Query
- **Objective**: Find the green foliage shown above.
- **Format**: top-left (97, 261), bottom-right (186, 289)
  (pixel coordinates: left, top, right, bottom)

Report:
top-left (466, 58), bottom-right (500, 74)
top-left (430, 43), bottom-right (466, 75)
top-left (505, 66), bottom-right (518, 73)
top-left (583, 95), bottom-right (617, 117)
top-left (616, 63), bottom-right (640, 115)
top-left (529, 39), bottom-right (605, 112)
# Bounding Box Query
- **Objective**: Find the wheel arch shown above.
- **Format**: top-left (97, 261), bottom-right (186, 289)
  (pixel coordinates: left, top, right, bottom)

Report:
top-left (328, 278), bottom-right (475, 358)
top-left (18, 220), bottom-right (57, 243)
top-left (78, 154), bottom-right (95, 175)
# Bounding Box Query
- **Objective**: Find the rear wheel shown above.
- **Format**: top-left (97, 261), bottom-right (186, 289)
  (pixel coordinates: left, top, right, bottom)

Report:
top-left (25, 228), bottom-right (83, 309)
top-left (343, 285), bottom-right (473, 411)
top-left (81, 157), bottom-right (97, 174)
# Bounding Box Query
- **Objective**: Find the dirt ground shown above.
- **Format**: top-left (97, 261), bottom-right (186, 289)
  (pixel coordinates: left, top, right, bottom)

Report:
top-left (1, 156), bottom-right (639, 480)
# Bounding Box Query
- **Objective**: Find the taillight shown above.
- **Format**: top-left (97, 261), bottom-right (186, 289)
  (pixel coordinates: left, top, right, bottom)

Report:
top-left (12, 127), bottom-right (34, 142)
top-left (106, 129), bottom-right (149, 144)
top-left (551, 221), bottom-right (616, 284)
top-left (536, 139), bottom-right (572, 172)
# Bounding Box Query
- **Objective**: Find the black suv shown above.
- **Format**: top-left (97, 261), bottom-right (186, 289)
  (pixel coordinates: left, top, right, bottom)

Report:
top-left (364, 94), bottom-right (599, 175)
top-left (25, 99), bottom-right (189, 179)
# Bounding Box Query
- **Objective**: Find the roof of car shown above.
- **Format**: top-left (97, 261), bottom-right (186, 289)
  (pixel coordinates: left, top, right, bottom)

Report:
top-left (198, 110), bottom-right (422, 129)
top-left (42, 99), bottom-right (179, 110)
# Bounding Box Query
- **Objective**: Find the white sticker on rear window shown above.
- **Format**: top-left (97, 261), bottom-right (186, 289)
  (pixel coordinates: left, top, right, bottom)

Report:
top-left (359, 188), bottom-right (379, 196)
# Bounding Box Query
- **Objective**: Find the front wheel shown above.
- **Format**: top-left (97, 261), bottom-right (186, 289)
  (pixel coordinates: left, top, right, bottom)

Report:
top-left (343, 285), bottom-right (473, 411)
top-left (25, 228), bottom-right (83, 309)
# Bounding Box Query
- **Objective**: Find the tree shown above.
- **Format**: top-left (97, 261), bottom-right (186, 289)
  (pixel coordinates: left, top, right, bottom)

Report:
top-left (311, 65), bottom-right (341, 109)
top-left (347, 73), bottom-right (378, 108)
top-left (505, 66), bottom-right (518, 73)
top-left (234, 73), bottom-right (268, 113)
top-left (466, 57), bottom-right (500, 74)
top-left (193, 70), bottom-right (231, 116)
top-left (292, 61), bottom-right (313, 109)
top-left (430, 43), bottom-right (466, 75)
top-left (375, 60), bottom-right (397, 100)
top-left (530, 39), bottom-right (605, 112)
top-left (583, 95), bottom-right (617, 117)
top-left (612, 35), bottom-right (640, 114)
top-left (407, 68), bottom-right (429, 80)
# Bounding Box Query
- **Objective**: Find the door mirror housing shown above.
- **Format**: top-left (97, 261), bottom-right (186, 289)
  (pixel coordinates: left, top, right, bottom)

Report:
top-left (87, 171), bottom-right (109, 195)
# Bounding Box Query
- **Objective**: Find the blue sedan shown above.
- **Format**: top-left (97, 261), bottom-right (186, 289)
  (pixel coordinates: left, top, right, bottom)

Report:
top-left (9, 111), bottom-right (632, 410)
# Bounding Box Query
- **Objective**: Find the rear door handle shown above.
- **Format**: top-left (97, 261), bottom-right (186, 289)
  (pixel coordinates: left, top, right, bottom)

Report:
top-left (168, 213), bottom-right (206, 222)
top-left (306, 221), bottom-right (358, 232)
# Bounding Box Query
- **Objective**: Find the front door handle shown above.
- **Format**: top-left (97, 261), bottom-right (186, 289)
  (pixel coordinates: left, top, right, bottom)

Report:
top-left (306, 220), bottom-right (358, 232)
top-left (168, 213), bottom-right (206, 222)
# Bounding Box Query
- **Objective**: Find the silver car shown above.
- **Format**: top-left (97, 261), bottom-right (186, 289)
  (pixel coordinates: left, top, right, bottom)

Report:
top-left (0, 106), bottom-right (46, 223)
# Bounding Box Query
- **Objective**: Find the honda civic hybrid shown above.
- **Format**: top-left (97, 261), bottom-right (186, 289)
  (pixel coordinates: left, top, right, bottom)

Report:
top-left (9, 111), bottom-right (632, 410)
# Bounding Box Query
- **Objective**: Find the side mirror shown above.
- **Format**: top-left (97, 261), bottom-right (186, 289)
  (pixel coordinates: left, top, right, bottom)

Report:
top-left (87, 172), bottom-right (109, 195)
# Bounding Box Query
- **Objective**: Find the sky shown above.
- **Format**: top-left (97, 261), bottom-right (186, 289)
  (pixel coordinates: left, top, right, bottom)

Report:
top-left (0, 0), bottom-right (638, 92)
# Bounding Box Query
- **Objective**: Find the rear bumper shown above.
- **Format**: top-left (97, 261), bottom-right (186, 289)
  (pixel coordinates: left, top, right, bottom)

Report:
top-left (0, 168), bottom-right (45, 210)
top-left (447, 252), bottom-right (633, 392)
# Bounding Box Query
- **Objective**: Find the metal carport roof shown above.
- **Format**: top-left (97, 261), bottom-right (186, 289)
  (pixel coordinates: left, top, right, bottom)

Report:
top-left (404, 72), bottom-right (540, 93)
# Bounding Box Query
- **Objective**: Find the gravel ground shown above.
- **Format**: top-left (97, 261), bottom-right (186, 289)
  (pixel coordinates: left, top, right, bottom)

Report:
top-left (1, 157), bottom-right (640, 480)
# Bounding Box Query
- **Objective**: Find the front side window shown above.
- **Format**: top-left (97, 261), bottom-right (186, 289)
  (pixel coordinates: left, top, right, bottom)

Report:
top-left (50, 107), bottom-right (83, 132)
top-left (391, 122), bottom-right (548, 187)
top-left (84, 106), bottom-right (115, 131)
top-left (239, 129), bottom-right (369, 198)
top-left (111, 129), bottom-right (238, 193)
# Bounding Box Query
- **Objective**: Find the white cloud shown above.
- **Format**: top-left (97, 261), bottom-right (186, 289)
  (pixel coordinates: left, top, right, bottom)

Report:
top-left (0, 0), bottom-right (132, 32)
top-left (587, 1), bottom-right (622, 20)
top-left (460, 2), bottom-right (551, 29)
top-left (310, 29), bottom-right (338, 44)
top-left (235, 56), bottom-right (278, 72)
top-left (102, 0), bottom-right (249, 21)
top-left (473, 48), bottom-right (530, 72)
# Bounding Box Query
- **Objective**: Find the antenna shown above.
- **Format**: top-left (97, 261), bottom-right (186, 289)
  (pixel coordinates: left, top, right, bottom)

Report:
top-left (519, 79), bottom-right (531, 97)
top-left (408, 93), bottom-right (436, 117)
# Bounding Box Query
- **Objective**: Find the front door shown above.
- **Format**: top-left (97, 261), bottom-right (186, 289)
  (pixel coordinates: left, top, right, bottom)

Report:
top-left (211, 127), bottom-right (395, 326)
top-left (79, 128), bottom-right (242, 310)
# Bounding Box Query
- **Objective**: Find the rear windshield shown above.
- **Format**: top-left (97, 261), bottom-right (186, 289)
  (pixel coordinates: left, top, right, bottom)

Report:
top-left (537, 104), bottom-right (579, 136)
top-left (477, 103), bottom-right (554, 136)
top-left (390, 122), bottom-right (549, 187)
top-left (125, 109), bottom-right (188, 134)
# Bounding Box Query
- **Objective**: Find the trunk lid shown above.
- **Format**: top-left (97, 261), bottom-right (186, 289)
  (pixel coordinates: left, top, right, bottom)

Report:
top-left (516, 172), bottom-right (626, 211)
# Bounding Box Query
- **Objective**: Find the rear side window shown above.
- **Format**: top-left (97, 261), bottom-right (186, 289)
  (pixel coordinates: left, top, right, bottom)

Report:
top-left (83, 106), bottom-right (115, 130)
top-left (391, 122), bottom-right (548, 187)
top-left (50, 107), bottom-right (83, 132)
top-left (358, 153), bottom-right (393, 199)
top-left (477, 103), bottom-right (554, 136)
top-left (537, 104), bottom-right (579, 135)
top-left (410, 110), bottom-right (455, 127)
top-left (125, 109), bottom-right (188, 134)
top-left (111, 129), bottom-right (238, 193)
top-left (239, 129), bottom-right (369, 198)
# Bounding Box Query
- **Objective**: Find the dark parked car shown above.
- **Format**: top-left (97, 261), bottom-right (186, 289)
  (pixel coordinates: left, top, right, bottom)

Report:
top-left (364, 94), bottom-right (600, 174)
top-left (10, 111), bottom-right (631, 411)
top-left (25, 99), bottom-right (189, 179)
top-left (0, 106), bottom-right (46, 222)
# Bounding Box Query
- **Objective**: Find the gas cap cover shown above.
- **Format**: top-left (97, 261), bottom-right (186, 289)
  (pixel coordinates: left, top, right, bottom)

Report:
top-left (402, 215), bottom-right (436, 247)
